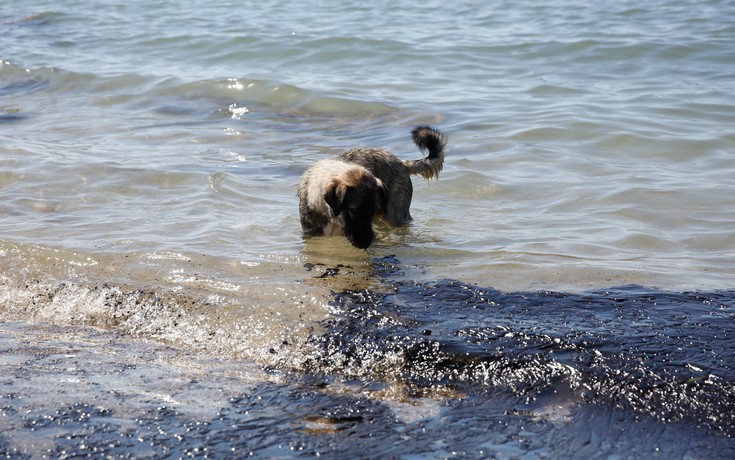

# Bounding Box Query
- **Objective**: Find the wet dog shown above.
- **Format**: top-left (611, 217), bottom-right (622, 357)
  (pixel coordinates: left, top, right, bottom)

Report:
top-left (298, 126), bottom-right (447, 249)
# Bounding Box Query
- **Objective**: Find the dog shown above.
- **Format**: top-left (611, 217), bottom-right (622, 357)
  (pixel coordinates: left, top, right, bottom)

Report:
top-left (298, 125), bottom-right (447, 249)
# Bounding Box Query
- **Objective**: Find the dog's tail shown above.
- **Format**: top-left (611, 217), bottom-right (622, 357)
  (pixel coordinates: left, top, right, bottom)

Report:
top-left (403, 125), bottom-right (447, 181)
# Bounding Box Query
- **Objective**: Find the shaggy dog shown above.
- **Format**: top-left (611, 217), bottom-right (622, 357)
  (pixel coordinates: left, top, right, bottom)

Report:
top-left (298, 126), bottom-right (447, 249)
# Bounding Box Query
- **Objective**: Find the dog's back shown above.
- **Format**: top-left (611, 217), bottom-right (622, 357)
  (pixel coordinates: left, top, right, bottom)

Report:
top-left (337, 126), bottom-right (447, 183)
top-left (336, 126), bottom-right (447, 226)
top-left (336, 148), bottom-right (413, 226)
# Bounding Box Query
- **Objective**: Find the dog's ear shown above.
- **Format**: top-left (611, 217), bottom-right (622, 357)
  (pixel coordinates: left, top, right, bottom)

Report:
top-left (324, 180), bottom-right (344, 216)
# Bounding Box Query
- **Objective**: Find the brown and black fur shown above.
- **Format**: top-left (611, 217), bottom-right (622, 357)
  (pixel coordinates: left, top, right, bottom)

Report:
top-left (298, 126), bottom-right (447, 249)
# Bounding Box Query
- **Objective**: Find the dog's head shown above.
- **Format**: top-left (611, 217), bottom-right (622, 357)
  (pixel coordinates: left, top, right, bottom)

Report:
top-left (324, 170), bottom-right (386, 249)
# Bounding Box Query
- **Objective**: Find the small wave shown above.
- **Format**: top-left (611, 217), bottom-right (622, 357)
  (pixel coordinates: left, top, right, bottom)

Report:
top-left (81, 73), bottom-right (397, 122)
top-left (1, 58), bottom-right (394, 123)
top-left (2, 11), bottom-right (67, 27)
top-left (0, 240), bottom-right (335, 367)
top-left (0, 61), bottom-right (50, 97)
top-left (0, 108), bottom-right (28, 123)
top-left (0, 61), bottom-right (399, 146)
top-left (185, 77), bottom-right (397, 119)
top-left (0, 61), bottom-right (113, 99)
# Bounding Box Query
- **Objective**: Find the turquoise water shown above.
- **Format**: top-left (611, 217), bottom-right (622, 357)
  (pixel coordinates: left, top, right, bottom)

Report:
top-left (2, 0), bottom-right (735, 457)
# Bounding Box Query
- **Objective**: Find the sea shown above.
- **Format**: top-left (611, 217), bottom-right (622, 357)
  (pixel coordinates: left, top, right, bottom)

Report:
top-left (1, 0), bottom-right (734, 458)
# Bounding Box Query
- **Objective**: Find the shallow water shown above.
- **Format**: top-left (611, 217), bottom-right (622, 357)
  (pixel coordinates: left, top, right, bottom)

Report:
top-left (2, 0), bottom-right (735, 457)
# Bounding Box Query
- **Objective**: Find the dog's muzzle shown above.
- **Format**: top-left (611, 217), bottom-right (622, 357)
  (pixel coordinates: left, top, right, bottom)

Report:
top-left (346, 226), bottom-right (375, 249)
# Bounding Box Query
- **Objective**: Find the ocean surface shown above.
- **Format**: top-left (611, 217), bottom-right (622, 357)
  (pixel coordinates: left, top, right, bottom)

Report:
top-left (1, 0), bottom-right (734, 457)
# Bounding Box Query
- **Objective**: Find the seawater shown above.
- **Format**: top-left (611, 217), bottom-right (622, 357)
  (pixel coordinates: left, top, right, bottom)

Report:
top-left (1, 0), bottom-right (734, 457)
